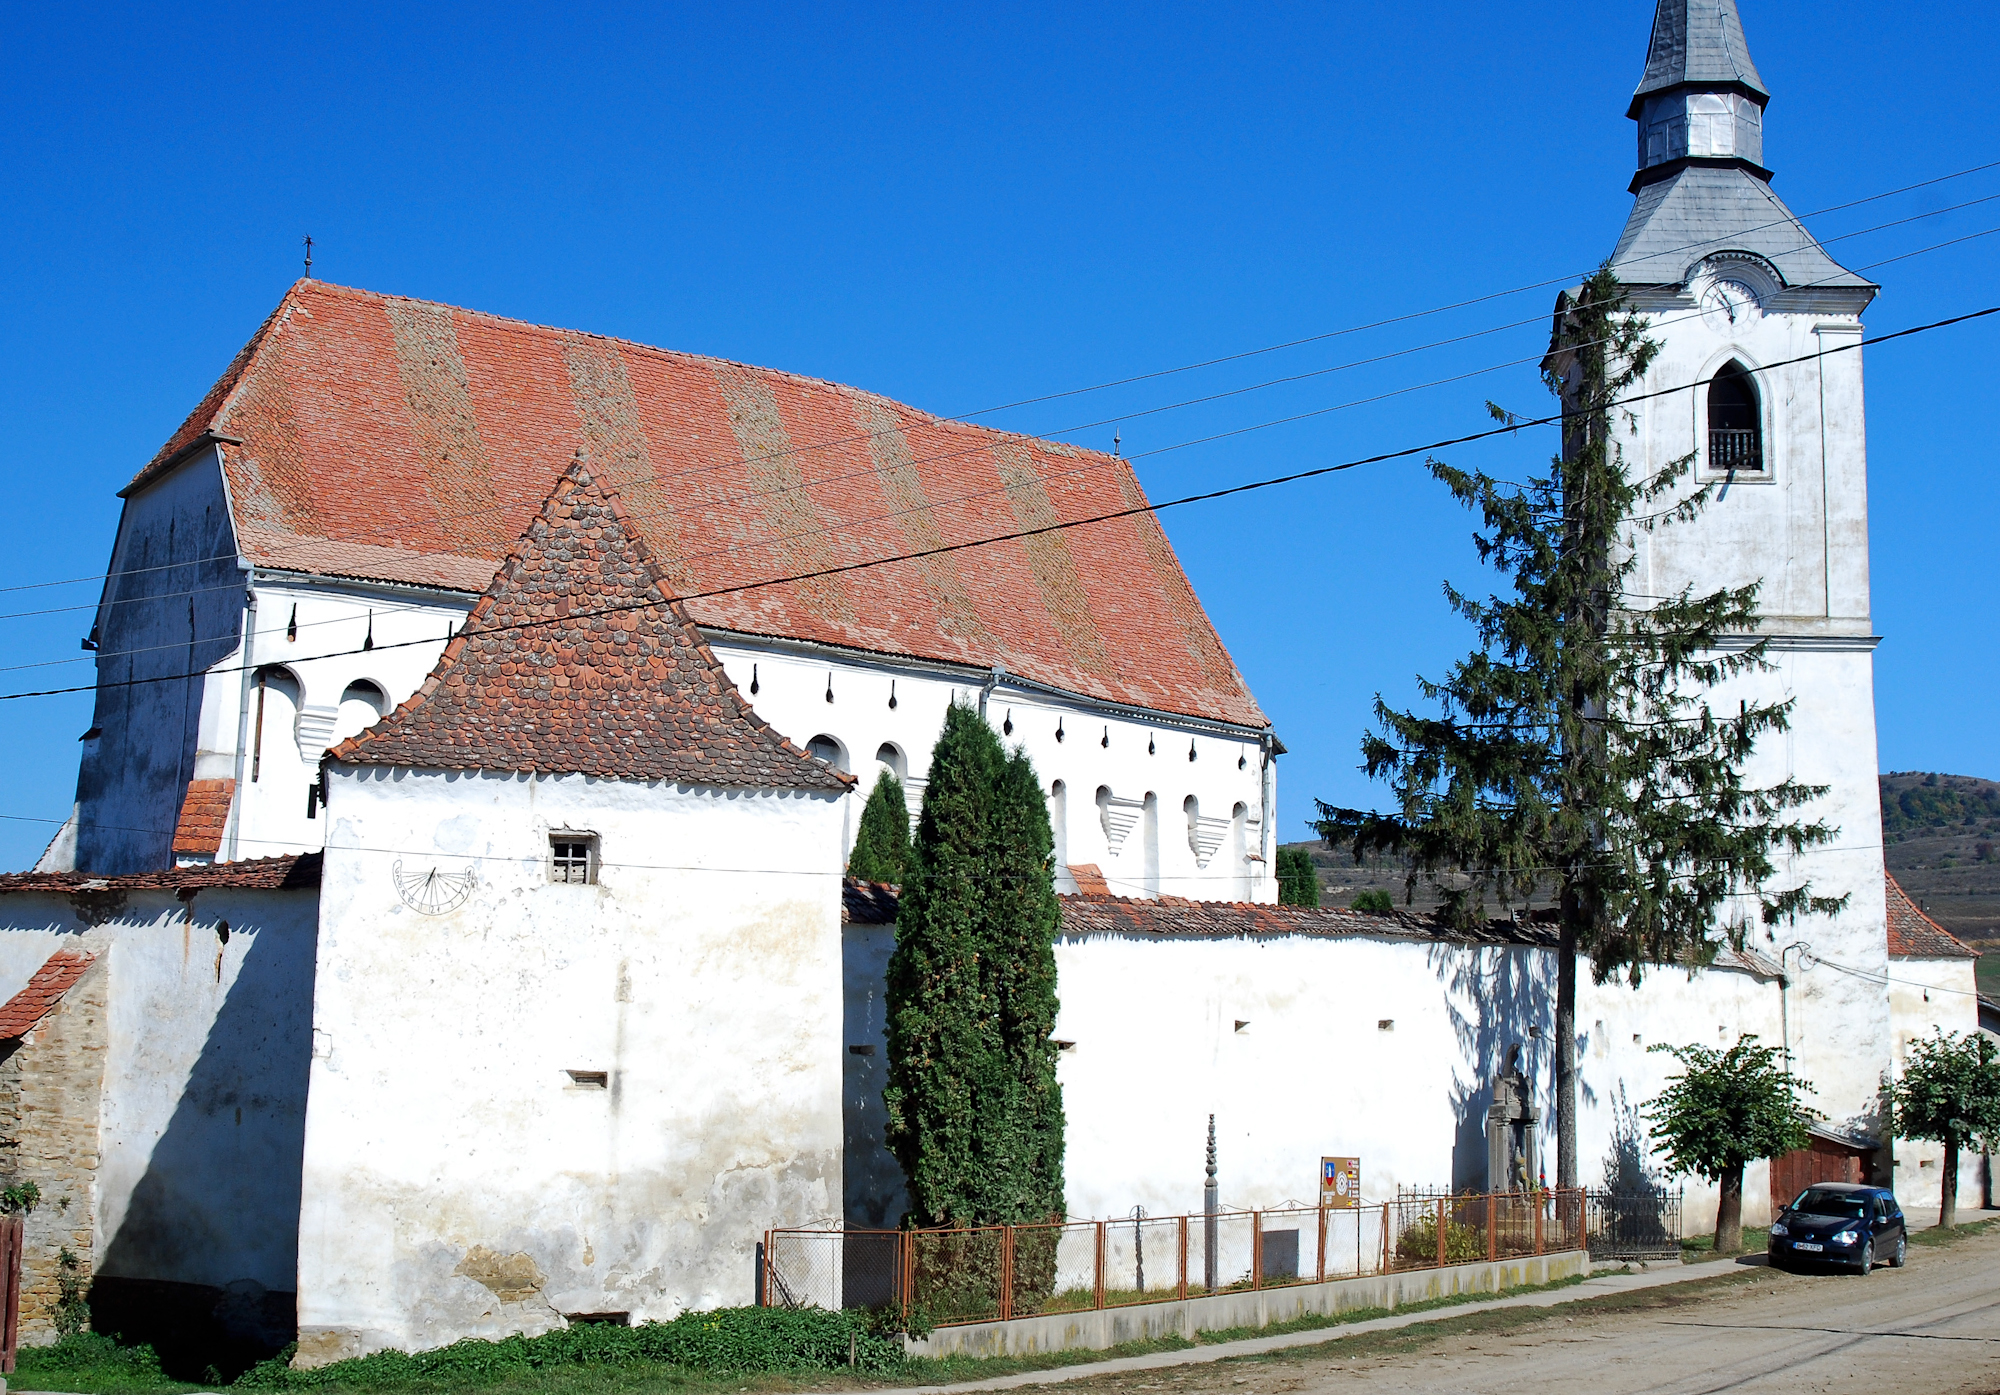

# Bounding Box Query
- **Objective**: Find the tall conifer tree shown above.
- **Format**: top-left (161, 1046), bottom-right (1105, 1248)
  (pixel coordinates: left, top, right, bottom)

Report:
top-left (848, 770), bottom-right (913, 884)
top-left (883, 702), bottom-right (1065, 1225)
top-left (1315, 269), bottom-right (1844, 1188)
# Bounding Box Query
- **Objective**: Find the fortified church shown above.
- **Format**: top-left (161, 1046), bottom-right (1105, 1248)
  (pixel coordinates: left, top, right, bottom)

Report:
top-left (0, 0), bottom-right (1980, 1369)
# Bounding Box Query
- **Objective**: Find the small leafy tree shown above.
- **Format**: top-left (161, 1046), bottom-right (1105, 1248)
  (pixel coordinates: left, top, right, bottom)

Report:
top-left (1891, 1029), bottom-right (2000, 1228)
top-left (1644, 1036), bottom-right (1813, 1253)
top-left (1275, 847), bottom-right (1320, 906)
top-left (1315, 268), bottom-right (1844, 1186)
top-left (1350, 889), bottom-right (1394, 913)
top-left (883, 701), bottom-right (1064, 1226)
top-left (848, 770), bottom-right (913, 884)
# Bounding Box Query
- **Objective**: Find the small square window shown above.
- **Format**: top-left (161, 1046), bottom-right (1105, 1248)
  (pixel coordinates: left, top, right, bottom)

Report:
top-left (550, 835), bottom-right (598, 884)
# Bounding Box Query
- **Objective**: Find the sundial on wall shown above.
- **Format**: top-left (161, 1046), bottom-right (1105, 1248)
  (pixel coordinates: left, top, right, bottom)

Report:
top-left (392, 860), bottom-right (476, 915)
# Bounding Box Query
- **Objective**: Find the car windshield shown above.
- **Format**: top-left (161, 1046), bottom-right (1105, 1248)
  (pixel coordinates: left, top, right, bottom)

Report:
top-left (1792, 1189), bottom-right (1869, 1219)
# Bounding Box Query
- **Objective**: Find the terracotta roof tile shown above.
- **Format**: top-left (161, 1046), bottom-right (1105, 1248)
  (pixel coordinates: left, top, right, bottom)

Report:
top-left (1885, 872), bottom-right (1977, 959)
top-left (328, 459), bottom-right (853, 790)
top-left (0, 950), bottom-right (96, 1040)
top-left (1067, 863), bottom-right (1111, 896)
top-left (838, 879), bottom-right (1558, 947)
top-left (0, 854), bottom-right (321, 895)
top-left (171, 779), bottom-right (235, 859)
top-left (132, 280), bottom-right (1268, 730)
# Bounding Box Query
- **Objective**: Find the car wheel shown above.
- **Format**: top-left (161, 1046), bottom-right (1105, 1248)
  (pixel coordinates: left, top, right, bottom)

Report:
top-left (1889, 1235), bottom-right (1906, 1268)
top-left (1856, 1240), bottom-right (1874, 1274)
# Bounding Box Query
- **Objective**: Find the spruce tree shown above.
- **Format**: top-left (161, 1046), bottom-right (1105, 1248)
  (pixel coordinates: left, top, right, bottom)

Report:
top-left (1315, 268), bottom-right (1845, 1189)
top-left (848, 769), bottom-right (913, 884)
top-left (882, 701), bottom-right (1065, 1226)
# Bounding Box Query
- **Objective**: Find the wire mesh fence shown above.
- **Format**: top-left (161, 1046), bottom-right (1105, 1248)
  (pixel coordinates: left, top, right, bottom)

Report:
top-left (764, 1189), bottom-right (1584, 1329)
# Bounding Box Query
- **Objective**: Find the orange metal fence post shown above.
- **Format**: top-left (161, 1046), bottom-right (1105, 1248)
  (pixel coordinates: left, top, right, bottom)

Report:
top-left (1252, 1212), bottom-right (1263, 1290)
top-left (1487, 1193), bottom-right (1497, 1262)
top-left (1435, 1197), bottom-right (1447, 1269)
top-left (1000, 1225), bottom-right (1015, 1322)
top-left (1178, 1215), bottom-right (1189, 1301)
top-left (1382, 1202), bottom-right (1392, 1273)
top-left (1317, 1204), bottom-right (1328, 1283)
top-left (1534, 1194), bottom-right (1545, 1255)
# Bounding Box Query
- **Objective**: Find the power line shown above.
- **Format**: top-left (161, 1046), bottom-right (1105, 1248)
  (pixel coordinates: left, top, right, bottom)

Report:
top-left (6, 156), bottom-right (1995, 603)
top-left (3, 299), bottom-right (1991, 705)
top-left (15, 207), bottom-right (1992, 671)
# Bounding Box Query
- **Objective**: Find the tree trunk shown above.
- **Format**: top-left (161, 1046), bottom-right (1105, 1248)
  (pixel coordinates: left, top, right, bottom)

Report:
top-left (1556, 920), bottom-right (1578, 1189)
top-left (1715, 1164), bottom-right (1744, 1253)
top-left (1940, 1133), bottom-right (1960, 1228)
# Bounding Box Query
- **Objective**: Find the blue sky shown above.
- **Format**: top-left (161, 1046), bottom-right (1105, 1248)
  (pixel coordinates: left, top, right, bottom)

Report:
top-left (1, 1), bottom-right (1996, 869)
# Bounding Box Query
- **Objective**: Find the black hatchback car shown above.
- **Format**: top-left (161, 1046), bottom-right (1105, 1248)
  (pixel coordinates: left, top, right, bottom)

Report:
top-left (1768, 1182), bottom-right (1906, 1273)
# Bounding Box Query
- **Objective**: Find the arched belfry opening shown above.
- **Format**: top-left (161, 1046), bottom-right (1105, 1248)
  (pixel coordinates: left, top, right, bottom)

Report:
top-left (1707, 361), bottom-right (1762, 473)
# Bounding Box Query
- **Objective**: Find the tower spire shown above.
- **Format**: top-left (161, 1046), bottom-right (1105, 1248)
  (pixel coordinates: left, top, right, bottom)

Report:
top-left (1629, 0), bottom-right (1770, 189)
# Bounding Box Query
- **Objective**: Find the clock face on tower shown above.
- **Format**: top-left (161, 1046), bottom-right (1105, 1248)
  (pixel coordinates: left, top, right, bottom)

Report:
top-left (1700, 278), bottom-right (1762, 332)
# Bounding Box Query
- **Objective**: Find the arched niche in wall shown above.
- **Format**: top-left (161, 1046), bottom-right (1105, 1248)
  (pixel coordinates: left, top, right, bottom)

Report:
top-left (1230, 802), bottom-right (1250, 899)
top-left (250, 665), bottom-right (302, 784)
top-left (1050, 780), bottom-right (1068, 869)
top-left (332, 680), bottom-right (388, 746)
top-left (1141, 792), bottom-right (1160, 897)
top-left (875, 742), bottom-right (906, 783)
top-left (808, 734), bottom-right (849, 773)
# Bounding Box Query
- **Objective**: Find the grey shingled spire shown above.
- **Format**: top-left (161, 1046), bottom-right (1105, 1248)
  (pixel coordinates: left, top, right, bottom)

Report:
top-left (1629, 0), bottom-right (1768, 118)
top-left (1608, 0), bottom-right (1873, 292)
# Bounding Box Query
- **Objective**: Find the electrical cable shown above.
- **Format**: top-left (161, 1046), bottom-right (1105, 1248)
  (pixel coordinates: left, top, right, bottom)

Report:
top-left (18, 218), bottom-right (1997, 675)
top-left (6, 156), bottom-right (1996, 602)
top-left (2, 297), bottom-right (1990, 704)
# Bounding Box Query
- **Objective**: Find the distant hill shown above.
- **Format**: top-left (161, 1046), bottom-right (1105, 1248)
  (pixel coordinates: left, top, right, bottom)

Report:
top-left (1285, 770), bottom-right (2000, 965)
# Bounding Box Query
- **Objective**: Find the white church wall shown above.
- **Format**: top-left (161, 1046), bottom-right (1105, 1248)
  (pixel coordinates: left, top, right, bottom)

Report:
top-left (1886, 954), bottom-right (1983, 1210)
top-left (840, 922), bottom-right (1784, 1236)
top-left (72, 450), bottom-right (246, 874)
top-left (707, 639), bottom-right (1273, 903)
top-left (0, 885), bottom-right (319, 1299)
top-left (298, 766), bottom-right (847, 1364)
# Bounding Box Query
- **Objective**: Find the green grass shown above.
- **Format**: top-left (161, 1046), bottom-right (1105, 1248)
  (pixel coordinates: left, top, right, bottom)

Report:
top-left (1680, 1226), bottom-right (1770, 1260)
top-left (1908, 1214), bottom-right (2000, 1247)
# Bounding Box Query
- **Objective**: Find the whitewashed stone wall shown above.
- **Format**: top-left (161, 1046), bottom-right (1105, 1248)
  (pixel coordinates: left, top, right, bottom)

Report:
top-left (298, 766), bottom-right (847, 1364)
top-left (1886, 953), bottom-right (1984, 1209)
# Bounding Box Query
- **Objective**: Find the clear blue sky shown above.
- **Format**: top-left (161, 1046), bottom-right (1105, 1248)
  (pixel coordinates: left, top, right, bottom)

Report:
top-left (2, 1), bottom-right (1996, 870)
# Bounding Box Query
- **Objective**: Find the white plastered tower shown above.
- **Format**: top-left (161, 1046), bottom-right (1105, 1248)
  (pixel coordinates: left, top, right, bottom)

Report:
top-left (1566, 1), bottom-right (1892, 1150)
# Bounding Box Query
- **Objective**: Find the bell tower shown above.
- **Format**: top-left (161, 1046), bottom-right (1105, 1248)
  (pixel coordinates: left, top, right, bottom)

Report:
top-left (1574, 2), bottom-right (1892, 1152)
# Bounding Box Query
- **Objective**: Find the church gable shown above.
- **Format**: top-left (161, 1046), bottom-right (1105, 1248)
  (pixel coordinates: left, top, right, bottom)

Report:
top-left (328, 460), bottom-right (850, 791)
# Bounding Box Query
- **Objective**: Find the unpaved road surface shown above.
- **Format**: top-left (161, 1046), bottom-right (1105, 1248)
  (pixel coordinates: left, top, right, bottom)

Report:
top-left (1067, 1231), bottom-right (2000, 1395)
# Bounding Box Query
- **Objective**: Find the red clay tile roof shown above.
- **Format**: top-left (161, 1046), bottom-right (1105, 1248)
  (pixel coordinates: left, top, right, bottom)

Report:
top-left (841, 880), bottom-right (1558, 947)
top-left (0, 950), bottom-right (96, 1040)
top-left (132, 280), bottom-right (1267, 729)
top-left (171, 779), bottom-right (235, 859)
top-left (1885, 872), bottom-right (1977, 959)
top-left (0, 854), bottom-right (322, 895)
top-left (328, 459), bottom-right (853, 790)
top-left (1067, 863), bottom-right (1111, 896)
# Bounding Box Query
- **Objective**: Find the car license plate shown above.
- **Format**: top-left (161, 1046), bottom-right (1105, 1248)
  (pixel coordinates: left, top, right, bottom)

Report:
top-left (1794, 1242), bottom-right (1823, 1252)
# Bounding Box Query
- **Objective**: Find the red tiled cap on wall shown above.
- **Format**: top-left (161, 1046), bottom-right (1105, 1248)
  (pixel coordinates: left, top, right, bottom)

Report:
top-left (0, 950), bottom-right (96, 1041)
top-left (1885, 872), bottom-right (1978, 959)
top-left (172, 779), bottom-right (236, 860)
top-left (328, 458), bottom-right (854, 791)
top-left (130, 280), bottom-right (1269, 731)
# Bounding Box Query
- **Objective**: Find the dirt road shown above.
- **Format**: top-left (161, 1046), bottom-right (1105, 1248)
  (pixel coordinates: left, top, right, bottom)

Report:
top-left (1060, 1231), bottom-right (2000, 1395)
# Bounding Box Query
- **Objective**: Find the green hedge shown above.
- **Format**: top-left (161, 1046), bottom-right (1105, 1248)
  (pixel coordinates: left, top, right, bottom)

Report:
top-left (236, 1305), bottom-right (905, 1387)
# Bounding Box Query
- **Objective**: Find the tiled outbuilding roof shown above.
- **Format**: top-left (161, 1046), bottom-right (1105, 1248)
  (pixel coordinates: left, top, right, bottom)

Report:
top-left (134, 279), bottom-right (1267, 730)
top-left (0, 854), bottom-right (322, 895)
top-left (171, 779), bottom-right (235, 859)
top-left (1885, 872), bottom-right (1977, 959)
top-left (843, 880), bottom-right (900, 926)
top-left (0, 950), bottom-right (96, 1040)
top-left (329, 459), bottom-right (852, 791)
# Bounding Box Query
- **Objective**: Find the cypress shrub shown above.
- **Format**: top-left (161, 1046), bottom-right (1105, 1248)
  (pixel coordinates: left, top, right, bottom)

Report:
top-left (1275, 846), bottom-right (1320, 906)
top-left (848, 769), bottom-right (913, 884)
top-left (883, 701), bottom-right (1065, 1228)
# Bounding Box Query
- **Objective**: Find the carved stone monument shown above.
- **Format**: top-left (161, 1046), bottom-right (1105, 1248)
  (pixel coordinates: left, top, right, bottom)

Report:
top-left (1486, 1044), bottom-right (1540, 1192)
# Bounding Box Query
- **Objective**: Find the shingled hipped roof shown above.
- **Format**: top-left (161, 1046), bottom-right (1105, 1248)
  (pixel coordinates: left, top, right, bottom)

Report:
top-left (135, 280), bottom-right (1267, 730)
top-left (1885, 873), bottom-right (1978, 959)
top-left (328, 459), bottom-right (852, 790)
top-left (0, 854), bottom-right (322, 895)
top-left (1630, 0), bottom-right (1768, 115)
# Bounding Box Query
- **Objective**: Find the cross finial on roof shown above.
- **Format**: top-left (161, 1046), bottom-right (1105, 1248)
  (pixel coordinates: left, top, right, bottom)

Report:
top-left (303, 235), bottom-right (314, 279)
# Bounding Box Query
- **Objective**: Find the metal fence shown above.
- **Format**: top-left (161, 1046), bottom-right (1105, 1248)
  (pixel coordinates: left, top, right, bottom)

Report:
top-left (1584, 1189), bottom-right (1683, 1262)
top-left (763, 1189), bottom-right (1584, 1328)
